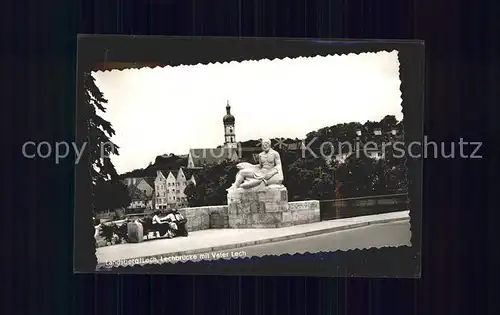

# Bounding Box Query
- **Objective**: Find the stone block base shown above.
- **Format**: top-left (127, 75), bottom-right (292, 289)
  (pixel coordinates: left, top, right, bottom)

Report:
top-left (227, 185), bottom-right (289, 228)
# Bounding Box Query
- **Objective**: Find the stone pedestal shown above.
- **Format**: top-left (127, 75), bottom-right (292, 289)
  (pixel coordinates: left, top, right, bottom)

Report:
top-left (127, 221), bottom-right (144, 243)
top-left (227, 185), bottom-right (290, 228)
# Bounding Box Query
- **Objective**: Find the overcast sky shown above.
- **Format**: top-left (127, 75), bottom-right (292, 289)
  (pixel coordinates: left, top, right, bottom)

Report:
top-left (93, 50), bottom-right (403, 174)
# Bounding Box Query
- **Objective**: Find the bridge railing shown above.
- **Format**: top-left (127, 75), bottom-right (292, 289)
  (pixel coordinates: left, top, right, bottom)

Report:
top-left (319, 193), bottom-right (409, 221)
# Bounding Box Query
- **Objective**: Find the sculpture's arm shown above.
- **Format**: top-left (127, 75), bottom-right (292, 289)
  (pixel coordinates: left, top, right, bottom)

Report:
top-left (236, 162), bottom-right (259, 170)
top-left (250, 155), bottom-right (263, 169)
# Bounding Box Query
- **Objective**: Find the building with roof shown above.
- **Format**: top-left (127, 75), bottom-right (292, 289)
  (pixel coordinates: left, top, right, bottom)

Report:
top-left (186, 101), bottom-right (240, 168)
top-left (154, 167), bottom-right (199, 209)
top-left (122, 177), bottom-right (155, 209)
top-left (122, 167), bottom-right (200, 210)
top-left (223, 101), bottom-right (237, 149)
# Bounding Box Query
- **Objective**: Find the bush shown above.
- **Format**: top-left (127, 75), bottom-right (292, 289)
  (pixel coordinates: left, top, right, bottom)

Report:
top-left (98, 220), bottom-right (130, 245)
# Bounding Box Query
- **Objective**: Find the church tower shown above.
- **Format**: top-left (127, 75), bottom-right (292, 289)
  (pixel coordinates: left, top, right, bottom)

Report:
top-left (223, 101), bottom-right (237, 149)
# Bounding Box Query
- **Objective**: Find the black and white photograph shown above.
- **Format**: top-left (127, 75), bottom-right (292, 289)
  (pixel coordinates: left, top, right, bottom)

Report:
top-left (75, 37), bottom-right (423, 276)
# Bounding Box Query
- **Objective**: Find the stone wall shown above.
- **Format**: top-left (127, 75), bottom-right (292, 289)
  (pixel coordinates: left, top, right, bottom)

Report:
top-left (178, 205), bottom-right (229, 231)
top-left (319, 193), bottom-right (408, 221)
top-left (284, 200), bottom-right (321, 225)
top-left (177, 200), bottom-right (319, 231)
top-left (209, 211), bottom-right (229, 229)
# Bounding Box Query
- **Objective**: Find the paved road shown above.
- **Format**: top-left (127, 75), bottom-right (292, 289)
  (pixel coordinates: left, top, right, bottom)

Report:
top-left (192, 220), bottom-right (411, 262)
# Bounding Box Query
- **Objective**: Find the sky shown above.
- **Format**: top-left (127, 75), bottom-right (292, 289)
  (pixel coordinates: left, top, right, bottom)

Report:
top-left (92, 50), bottom-right (403, 174)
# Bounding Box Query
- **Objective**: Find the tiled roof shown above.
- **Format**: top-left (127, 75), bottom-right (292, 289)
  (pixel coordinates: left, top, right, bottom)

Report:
top-left (157, 170), bottom-right (179, 180)
top-left (188, 147), bottom-right (239, 167)
top-left (123, 177), bottom-right (147, 188)
top-left (127, 185), bottom-right (148, 200)
top-left (143, 177), bottom-right (155, 189)
top-left (156, 168), bottom-right (202, 183)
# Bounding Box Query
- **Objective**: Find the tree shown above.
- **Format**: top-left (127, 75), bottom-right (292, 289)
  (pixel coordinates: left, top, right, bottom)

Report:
top-left (184, 161), bottom-right (238, 206)
top-left (335, 153), bottom-right (379, 198)
top-left (286, 157), bottom-right (316, 200)
top-left (82, 72), bottom-right (120, 184)
top-left (93, 179), bottom-right (131, 213)
top-left (379, 137), bottom-right (408, 194)
top-left (380, 115), bottom-right (399, 134)
top-left (184, 182), bottom-right (202, 207)
top-left (285, 156), bottom-right (336, 201)
top-left (81, 72), bottom-right (128, 219)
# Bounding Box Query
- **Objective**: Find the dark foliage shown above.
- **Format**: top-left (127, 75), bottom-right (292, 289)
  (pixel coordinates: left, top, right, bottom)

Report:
top-left (94, 179), bottom-right (131, 212)
top-left (184, 160), bottom-right (239, 206)
top-left (82, 72), bottom-right (129, 220)
top-left (98, 221), bottom-right (130, 244)
top-left (82, 73), bottom-right (119, 184)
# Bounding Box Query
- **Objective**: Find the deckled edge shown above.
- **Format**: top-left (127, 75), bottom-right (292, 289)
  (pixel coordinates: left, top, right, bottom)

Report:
top-left (91, 50), bottom-right (400, 75)
top-left (84, 48), bottom-right (420, 277)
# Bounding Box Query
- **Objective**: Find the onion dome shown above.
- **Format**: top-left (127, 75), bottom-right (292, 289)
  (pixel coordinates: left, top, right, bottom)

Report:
top-left (223, 101), bottom-right (235, 125)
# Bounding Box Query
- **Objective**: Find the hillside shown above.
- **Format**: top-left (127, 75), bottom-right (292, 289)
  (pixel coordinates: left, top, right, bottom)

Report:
top-left (118, 153), bottom-right (188, 179)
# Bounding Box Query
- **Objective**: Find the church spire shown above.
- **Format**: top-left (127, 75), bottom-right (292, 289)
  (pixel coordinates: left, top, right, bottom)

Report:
top-left (223, 100), bottom-right (236, 149)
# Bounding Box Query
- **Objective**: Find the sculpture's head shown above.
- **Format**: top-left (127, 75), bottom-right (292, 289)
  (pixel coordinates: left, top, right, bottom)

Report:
top-left (261, 139), bottom-right (271, 152)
